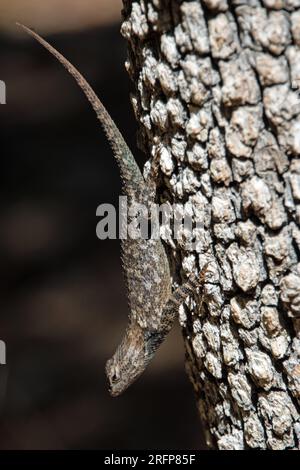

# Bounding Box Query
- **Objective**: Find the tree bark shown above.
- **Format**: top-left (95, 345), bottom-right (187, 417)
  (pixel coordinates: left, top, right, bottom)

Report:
top-left (121, 0), bottom-right (300, 450)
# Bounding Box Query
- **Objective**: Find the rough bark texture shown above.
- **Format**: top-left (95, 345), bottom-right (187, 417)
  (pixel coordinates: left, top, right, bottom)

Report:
top-left (121, 0), bottom-right (300, 450)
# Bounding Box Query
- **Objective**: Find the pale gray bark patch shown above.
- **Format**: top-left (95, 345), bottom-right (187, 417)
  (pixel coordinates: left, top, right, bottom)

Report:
top-left (121, 0), bottom-right (300, 449)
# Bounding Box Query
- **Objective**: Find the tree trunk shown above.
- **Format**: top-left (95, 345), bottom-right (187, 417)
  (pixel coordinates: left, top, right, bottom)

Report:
top-left (121, 0), bottom-right (300, 450)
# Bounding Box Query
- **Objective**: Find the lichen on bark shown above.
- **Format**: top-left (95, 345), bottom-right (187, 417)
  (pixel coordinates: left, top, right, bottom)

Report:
top-left (121, 0), bottom-right (300, 450)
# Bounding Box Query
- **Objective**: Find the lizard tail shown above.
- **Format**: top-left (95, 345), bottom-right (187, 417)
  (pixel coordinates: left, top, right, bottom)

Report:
top-left (17, 22), bottom-right (143, 191)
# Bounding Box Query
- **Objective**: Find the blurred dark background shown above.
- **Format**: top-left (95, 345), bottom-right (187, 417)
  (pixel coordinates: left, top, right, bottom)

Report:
top-left (0, 0), bottom-right (204, 449)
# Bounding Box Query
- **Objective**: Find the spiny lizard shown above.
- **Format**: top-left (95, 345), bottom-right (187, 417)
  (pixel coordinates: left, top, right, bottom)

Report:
top-left (18, 23), bottom-right (209, 397)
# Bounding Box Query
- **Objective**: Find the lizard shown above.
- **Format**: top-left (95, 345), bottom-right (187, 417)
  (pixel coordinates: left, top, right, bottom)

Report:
top-left (17, 23), bottom-right (209, 397)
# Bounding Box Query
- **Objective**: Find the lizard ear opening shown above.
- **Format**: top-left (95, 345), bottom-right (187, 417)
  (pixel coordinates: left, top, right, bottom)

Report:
top-left (111, 371), bottom-right (120, 384)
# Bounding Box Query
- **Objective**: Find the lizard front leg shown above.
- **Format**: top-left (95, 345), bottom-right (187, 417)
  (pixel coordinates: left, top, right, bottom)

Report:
top-left (106, 264), bottom-right (210, 396)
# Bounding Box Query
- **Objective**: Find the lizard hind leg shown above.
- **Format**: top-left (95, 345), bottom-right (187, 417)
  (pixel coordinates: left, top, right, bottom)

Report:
top-left (144, 143), bottom-right (164, 200)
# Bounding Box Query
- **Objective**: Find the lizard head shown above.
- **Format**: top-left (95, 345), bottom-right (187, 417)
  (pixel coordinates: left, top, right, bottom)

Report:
top-left (105, 325), bottom-right (148, 397)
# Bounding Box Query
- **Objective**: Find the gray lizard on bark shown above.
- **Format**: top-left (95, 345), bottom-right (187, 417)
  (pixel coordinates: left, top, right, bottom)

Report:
top-left (17, 23), bottom-right (209, 396)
